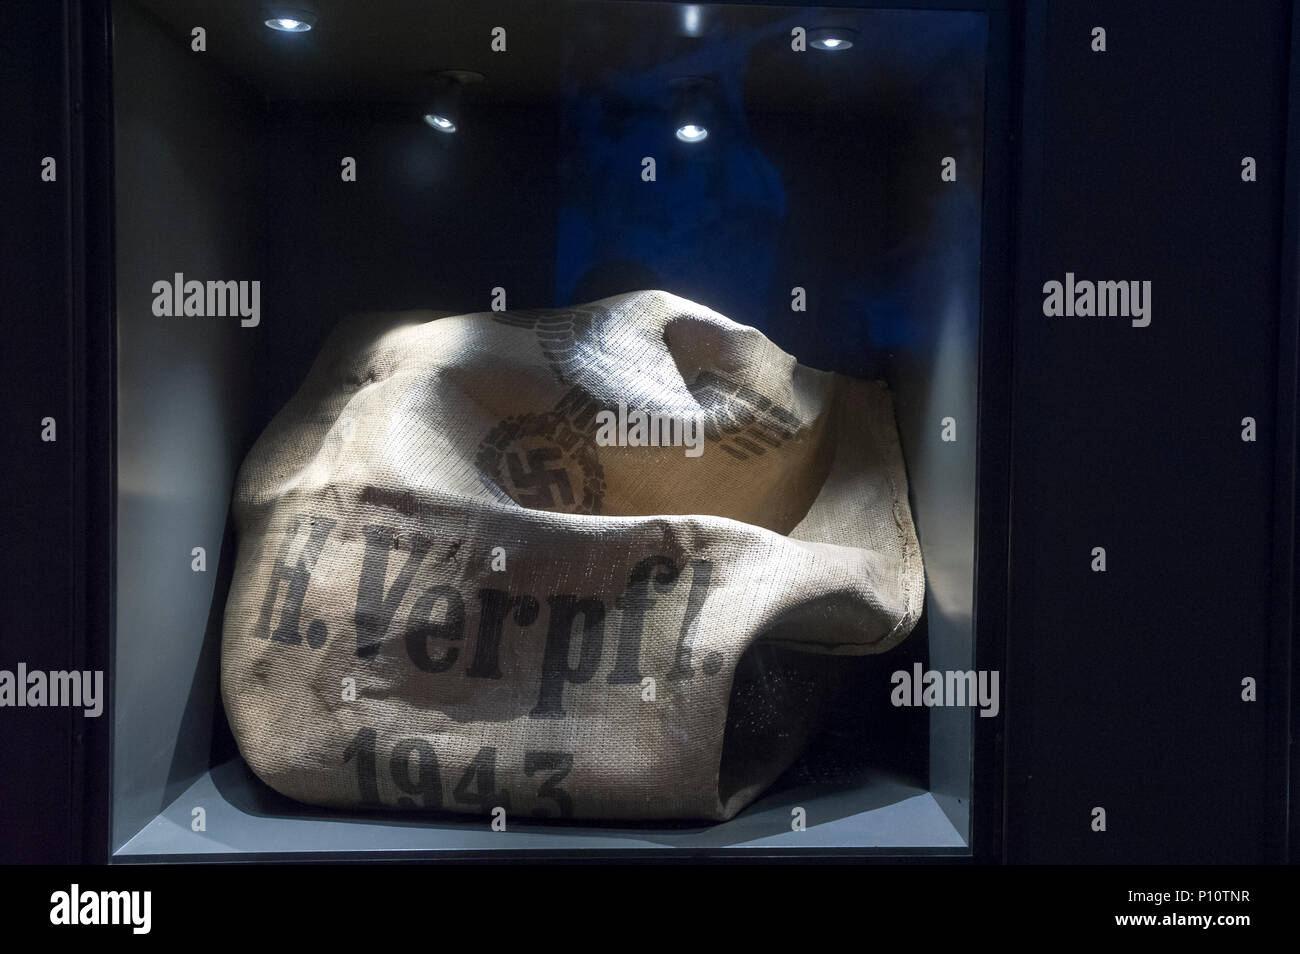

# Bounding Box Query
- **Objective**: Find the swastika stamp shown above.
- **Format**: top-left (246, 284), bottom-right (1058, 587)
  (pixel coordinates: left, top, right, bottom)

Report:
top-left (476, 410), bottom-right (605, 515)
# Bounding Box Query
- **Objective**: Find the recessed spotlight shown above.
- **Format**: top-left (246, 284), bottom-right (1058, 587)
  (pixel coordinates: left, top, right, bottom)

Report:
top-left (263, 9), bottom-right (316, 32)
top-left (422, 71), bottom-right (481, 134)
top-left (681, 5), bottom-right (703, 37)
top-left (809, 27), bottom-right (856, 51)
top-left (671, 77), bottom-right (718, 144)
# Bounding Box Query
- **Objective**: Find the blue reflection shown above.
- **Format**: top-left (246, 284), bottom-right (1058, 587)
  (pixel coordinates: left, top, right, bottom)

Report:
top-left (554, 8), bottom-right (987, 377)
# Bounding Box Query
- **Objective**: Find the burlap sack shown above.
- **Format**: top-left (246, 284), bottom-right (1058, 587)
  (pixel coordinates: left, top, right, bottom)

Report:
top-left (220, 290), bottom-right (923, 821)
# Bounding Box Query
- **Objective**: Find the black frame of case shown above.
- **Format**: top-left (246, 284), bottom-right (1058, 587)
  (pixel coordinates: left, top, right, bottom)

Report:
top-left (56, 0), bottom-right (1298, 863)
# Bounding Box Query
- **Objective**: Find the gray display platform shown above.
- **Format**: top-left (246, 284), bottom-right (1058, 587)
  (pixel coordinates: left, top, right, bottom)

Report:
top-left (117, 758), bottom-right (964, 858)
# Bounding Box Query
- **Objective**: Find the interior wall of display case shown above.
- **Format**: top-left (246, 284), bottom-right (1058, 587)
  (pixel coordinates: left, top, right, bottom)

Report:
top-left (111, 0), bottom-right (265, 850)
top-left (109, 0), bottom-right (989, 858)
top-left (255, 101), bottom-right (563, 417)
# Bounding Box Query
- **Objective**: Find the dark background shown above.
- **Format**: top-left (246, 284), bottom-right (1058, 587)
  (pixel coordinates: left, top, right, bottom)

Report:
top-left (0, 0), bottom-right (78, 865)
top-left (0, 0), bottom-right (1295, 864)
top-left (1005, 0), bottom-right (1295, 864)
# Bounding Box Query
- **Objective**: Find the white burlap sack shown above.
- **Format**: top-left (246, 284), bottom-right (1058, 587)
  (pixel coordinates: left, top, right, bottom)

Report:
top-left (220, 290), bottom-right (923, 821)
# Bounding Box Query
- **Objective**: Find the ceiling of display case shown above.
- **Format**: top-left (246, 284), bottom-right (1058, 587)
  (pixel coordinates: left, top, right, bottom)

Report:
top-left (128, 0), bottom-right (984, 112)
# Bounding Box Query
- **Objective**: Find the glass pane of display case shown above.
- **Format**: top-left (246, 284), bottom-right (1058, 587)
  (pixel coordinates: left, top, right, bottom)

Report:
top-left (109, 0), bottom-right (991, 859)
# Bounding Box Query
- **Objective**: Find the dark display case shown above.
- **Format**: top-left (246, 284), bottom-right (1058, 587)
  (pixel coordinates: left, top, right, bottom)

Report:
top-left (100, 0), bottom-right (1011, 860)
top-left (2, 0), bottom-right (1295, 868)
